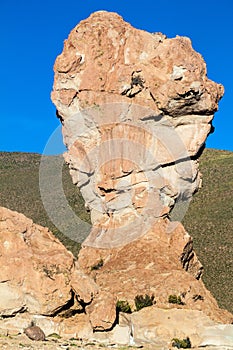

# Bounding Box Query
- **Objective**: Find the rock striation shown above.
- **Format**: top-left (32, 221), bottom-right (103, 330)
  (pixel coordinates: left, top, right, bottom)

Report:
top-left (52, 11), bottom-right (224, 248)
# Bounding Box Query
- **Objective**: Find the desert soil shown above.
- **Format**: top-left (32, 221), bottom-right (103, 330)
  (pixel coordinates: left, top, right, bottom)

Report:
top-left (0, 334), bottom-right (230, 350)
top-left (0, 334), bottom-right (155, 350)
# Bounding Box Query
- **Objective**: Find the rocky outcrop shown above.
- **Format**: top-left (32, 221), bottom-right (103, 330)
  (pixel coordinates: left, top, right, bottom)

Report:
top-left (51, 11), bottom-right (224, 248)
top-left (50, 10), bottom-right (233, 346)
top-left (0, 206), bottom-right (232, 347)
top-left (0, 206), bottom-right (74, 317)
top-left (0, 10), bottom-right (231, 350)
top-left (119, 307), bottom-right (233, 348)
top-left (78, 218), bottom-right (232, 325)
top-left (0, 207), bottom-right (95, 339)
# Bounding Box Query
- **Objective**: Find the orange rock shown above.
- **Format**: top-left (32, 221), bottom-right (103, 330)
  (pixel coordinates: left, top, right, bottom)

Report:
top-left (0, 207), bottom-right (75, 316)
top-left (52, 11), bottom-right (224, 249)
top-left (86, 290), bottom-right (117, 331)
top-left (3, 10), bottom-right (226, 344)
top-left (78, 219), bottom-right (233, 324)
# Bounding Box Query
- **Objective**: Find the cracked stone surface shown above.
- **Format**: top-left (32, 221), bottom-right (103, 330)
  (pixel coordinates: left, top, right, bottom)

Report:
top-left (52, 11), bottom-right (224, 248)
top-left (0, 206), bottom-right (74, 317)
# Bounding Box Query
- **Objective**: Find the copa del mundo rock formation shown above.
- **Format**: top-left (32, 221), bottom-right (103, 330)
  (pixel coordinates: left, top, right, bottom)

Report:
top-left (1, 11), bottom-right (233, 349)
top-left (51, 11), bottom-right (224, 248)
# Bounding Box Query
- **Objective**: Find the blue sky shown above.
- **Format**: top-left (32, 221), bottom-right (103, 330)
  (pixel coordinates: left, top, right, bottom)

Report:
top-left (1, 0), bottom-right (232, 154)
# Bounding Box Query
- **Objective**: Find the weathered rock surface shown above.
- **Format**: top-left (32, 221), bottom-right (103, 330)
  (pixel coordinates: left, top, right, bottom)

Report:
top-left (49, 10), bottom-right (233, 347)
top-left (0, 208), bottom-right (232, 347)
top-left (0, 206), bottom-right (115, 337)
top-left (120, 307), bottom-right (233, 348)
top-left (0, 310), bottom-right (93, 340)
top-left (24, 325), bottom-right (46, 341)
top-left (52, 11), bottom-right (224, 248)
top-left (200, 324), bottom-right (233, 347)
top-left (86, 290), bottom-right (117, 331)
top-left (0, 206), bottom-right (74, 317)
top-left (78, 218), bottom-right (232, 325)
top-left (91, 307), bottom-right (233, 347)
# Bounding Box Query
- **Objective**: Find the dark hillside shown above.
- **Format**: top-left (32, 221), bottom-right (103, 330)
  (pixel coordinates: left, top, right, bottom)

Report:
top-left (0, 152), bottom-right (90, 257)
top-left (183, 148), bottom-right (233, 313)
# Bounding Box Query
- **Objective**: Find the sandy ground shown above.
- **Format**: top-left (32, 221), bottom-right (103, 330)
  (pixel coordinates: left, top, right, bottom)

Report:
top-left (0, 334), bottom-right (156, 350)
top-left (1, 334), bottom-right (232, 350)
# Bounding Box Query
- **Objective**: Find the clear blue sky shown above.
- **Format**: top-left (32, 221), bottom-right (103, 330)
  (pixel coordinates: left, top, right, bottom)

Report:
top-left (1, 0), bottom-right (232, 154)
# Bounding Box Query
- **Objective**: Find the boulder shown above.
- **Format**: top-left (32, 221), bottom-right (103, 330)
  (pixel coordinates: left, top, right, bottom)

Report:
top-left (0, 207), bottom-right (97, 339)
top-left (78, 219), bottom-right (232, 324)
top-left (0, 206), bottom-right (117, 336)
top-left (24, 325), bottom-right (46, 341)
top-left (120, 307), bottom-right (233, 348)
top-left (0, 206), bottom-right (74, 316)
top-left (70, 268), bottom-right (99, 304)
top-left (86, 290), bottom-right (117, 331)
top-left (50, 9), bottom-right (232, 341)
top-left (199, 324), bottom-right (233, 347)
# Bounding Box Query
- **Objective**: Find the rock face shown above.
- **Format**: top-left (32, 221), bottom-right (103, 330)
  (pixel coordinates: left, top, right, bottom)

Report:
top-left (0, 206), bottom-right (95, 338)
top-left (49, 10), bottom-right (233, 344)
top-left (78, 219), bottom-right (232, 325)
top-left (0, 206), bottom-right (74, 317)
top-left (51, 11), bottom-right (224, 248)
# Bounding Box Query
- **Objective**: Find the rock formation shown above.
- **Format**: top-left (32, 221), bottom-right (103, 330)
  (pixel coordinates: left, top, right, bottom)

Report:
top-left (52, 11), bottom-right (224, 248)
top-left (0, 208), bottom-right (233, 349)
top-left (78, 219), bottom-right (232, 325)
top-left (1, 10), bottom-right (232, 350)
top-left (0, 206), bottom-right (95, 339)
top-left (50, 11), bottom-right (233, 346)
top-left (1, 206), bottom-right (233, 348)
top-left (0, 207), bottom-right (74, 317)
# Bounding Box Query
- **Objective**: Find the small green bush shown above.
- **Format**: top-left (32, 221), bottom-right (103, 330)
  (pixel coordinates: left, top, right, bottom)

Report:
top-left (168, 294), bottom-right (183, 305)
top-left (134, 294), bottom-right (155, 311)
top-left (47, 333), bottom-right (61, 339)
top-left (172, 337), bottom-right (191, 348)
top-left (116, 300), bottom-right (132, 313)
